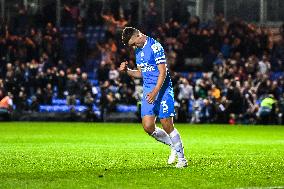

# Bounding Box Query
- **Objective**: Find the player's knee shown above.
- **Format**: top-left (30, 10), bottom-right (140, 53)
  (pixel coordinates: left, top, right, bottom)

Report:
top-left (143, 123), bottom-right (155, 134)
top-left (160, 118), bottom-right (174, 134)
top-left (162, 125), bottom-right (174, 134)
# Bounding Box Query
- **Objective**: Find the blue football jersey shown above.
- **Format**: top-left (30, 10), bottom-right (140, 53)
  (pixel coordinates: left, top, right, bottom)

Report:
top-left (135, 36), bottom-right (175, 118)
top-left (135, 36), bottom-right (172, 89)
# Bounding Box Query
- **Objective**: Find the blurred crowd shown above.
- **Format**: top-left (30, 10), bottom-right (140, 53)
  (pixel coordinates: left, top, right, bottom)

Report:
top-left (0, 1), bottom-right (284, 124)
top-left (154, 14), bottom-right (284, 124)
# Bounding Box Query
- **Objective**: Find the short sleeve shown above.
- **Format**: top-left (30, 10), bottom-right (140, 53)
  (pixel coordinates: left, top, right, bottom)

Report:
top-left (151, 42), bottom-right (166, 65)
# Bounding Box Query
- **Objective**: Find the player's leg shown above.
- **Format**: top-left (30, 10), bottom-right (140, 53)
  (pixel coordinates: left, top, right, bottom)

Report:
top-left (141, 92), bottom-right (174, 148)
top-left (158, 91), bottom-right (188, 168)
top-left (142, 115), bottom-right (174, 148)
top-left (156, 116), bottom-right (176, 164)
top-left (160, 117), bottom-right (188, 168)
top-left (142, 115), bottom-right (156, 134)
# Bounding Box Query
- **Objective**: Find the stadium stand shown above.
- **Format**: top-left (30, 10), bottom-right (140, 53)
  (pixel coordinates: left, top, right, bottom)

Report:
top-left (0, 1), bottom-right (283, 124)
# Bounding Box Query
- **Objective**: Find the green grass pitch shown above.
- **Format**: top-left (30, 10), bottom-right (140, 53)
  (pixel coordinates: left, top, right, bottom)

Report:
top-left (0, 122), bottom-right (283, 189)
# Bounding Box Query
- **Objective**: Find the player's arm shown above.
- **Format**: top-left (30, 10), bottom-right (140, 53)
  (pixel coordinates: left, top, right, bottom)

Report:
top-left (146, 42), bottom-right (167, 104)
top-left (127, 67), bottom-right (142, 78)
top-left (154, 63), bottom-right (167, 92)
top-left (119, 61), bottom-right (142, 78)
top-left (146, 64), bottom-right (166, 104)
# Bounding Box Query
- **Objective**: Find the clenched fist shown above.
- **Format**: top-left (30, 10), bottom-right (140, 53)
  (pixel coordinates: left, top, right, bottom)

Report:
top-left (119, 61), bottom-right (128, 72)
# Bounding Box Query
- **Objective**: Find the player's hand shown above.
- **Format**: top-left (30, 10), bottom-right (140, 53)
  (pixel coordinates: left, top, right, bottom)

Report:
top-left (119, 61), bottom-right (128, 72)
top-left (146, 90), bottom-right (158, 104)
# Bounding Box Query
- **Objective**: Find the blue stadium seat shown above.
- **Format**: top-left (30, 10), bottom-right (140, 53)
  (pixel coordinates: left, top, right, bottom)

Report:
top-left (52, 99), bottom-right (67, 105)
top-left (178, 72), bottom-right (203, 82)
top-left (194, 72), bottom-right (203, 80)
top-left (75, 106), bottom-right (87, 112)
top-left (52, 98), bottom-right (81, 105)
top-left (39, 104), bottom-right (101, 116)
top-left (93, 105), bottom-right (101, 117)
top-left (89, 79), bottom-right (99, 86)
top-left (85, 59), bottom-right (100, 75)
top-left (27, 98), bottom-right (32, 105)
top-left (93, 105), bottom-right (100, 111)
top-left (116, 104), bottom-right (137, 113)
top-left (85, 26), bottom-right (106, 48)
top-left (270, 72), bottom-right (284, 80)
top-left (180, 72), bottom-right (188, 78)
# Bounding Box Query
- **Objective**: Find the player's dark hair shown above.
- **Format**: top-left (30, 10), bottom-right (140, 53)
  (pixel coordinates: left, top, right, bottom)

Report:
top-left (121, 27), bottom-right (140, 45)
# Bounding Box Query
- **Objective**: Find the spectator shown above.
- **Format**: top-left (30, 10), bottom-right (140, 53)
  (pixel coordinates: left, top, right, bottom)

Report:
top-left (226, 81), bottom-right (243, 116)
top-left (200, 99), bottom-right (215, 123)
top-left (220, 38), bottom-right (231, 58)
top-left (257, 94), bottom-right (277, 124)
top-left (84, 91), bottom-right (94, 121)
top-left (0, 92), bottom-right (13, 120)
top-left (177, 77), bottom-right (193, 103)
top-left (210, 84), bottom-right (221, 100)
top-left (15, 90), bottom-right (28, 112)
top-left (43, 83), bottom-right (53, 105)
top-left (191, 98), bottom-right (203, 123)
top-left (30, 95), bottom-right (39, 112)
top-left (80, 72), bottom-right (92, 103)
top-left (109, 64), bottom-right (119, 81)
top-left (57, 70), bottom-right (66, 99)
top-left (0, 92), bottom-right (13, 110)
top-left (258, 55), bottom-right (271, 74)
